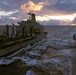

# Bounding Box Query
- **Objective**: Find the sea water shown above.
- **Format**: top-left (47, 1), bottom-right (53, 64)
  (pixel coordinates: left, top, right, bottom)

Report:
top-left (0, 26), bottom-right (76, 75)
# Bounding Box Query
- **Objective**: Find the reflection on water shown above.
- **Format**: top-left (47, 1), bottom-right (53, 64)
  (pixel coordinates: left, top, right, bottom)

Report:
top-left (0, 26), bottom-right (76, 75)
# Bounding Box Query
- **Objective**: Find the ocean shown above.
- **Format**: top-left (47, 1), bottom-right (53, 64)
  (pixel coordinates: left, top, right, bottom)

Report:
top-left (0, 26), bottom-right (76, 75)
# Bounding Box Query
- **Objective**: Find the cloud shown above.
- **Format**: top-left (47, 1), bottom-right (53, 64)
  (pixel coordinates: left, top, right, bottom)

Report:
top-left (21, 1), bottom-right (45, 12)
top-left (0, 0), bottom-right (76, 25)
top-left (0, 0), bottom-right (27, 12)
top-left (71, 17), bottom-right (76, 24)
top-left (29, 0), bottom-right (76, 16)
top-left (0, 16), bottom-right (17, 24)
top-left (0, 0), bottom-right (76, 15)
top-left (0, 11), bottom-right (18, 16)
top-left (38, 19), bottom-right (70, 26)
top-left (43, 0), bottom-right (76, 15)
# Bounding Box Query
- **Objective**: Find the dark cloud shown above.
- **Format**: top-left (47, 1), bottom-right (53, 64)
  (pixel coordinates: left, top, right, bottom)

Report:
top-left (0, 0), bottom-right (27, 11)
top-left (0, 16), bottom-right (17, 24)
top-left (0, 0), bottom-right (76, 15)
top-left (0, 11), bottom-right (29, 24)
top-left (42, 0), bottom-right (76, 15)
top-left (32, 0), bottom-right (44, 3)
top-left (25, 0), bottom-right (76, 16)
top-left (0, 0), bottom-right (76, 25)
top-left (0, 0), bottom-right (29, 24)
top-left (9, 10), bottom-right (28, 19)
top-left (52, 0), bottom-right (76, 14)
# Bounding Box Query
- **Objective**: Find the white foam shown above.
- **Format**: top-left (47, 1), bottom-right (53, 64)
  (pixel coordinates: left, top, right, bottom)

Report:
top-left (0, 27), bottom-right (75, 75)
top-left (26, 70), bottom-right (36, 75)
top-left (0, 58), bottom-right (17, 65)
top-left (59, 49), bottom-right (73, 57)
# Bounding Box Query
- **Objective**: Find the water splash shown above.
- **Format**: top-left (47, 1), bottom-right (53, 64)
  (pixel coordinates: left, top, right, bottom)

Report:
top-left (0, 26), bottom-right (76, 75)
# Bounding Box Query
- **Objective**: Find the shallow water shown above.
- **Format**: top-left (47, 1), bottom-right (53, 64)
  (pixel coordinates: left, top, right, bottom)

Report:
top-left (0, 26), bottom-right (76, 75)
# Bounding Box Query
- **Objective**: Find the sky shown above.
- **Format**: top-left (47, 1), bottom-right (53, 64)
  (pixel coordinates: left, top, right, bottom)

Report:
top-left (0, 0), bottom-right (76, 26)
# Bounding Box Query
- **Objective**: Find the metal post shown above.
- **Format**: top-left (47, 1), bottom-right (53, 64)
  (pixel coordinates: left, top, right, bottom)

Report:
top-left (6, 25), bottom-right (9, 39)
top-left (22, 26), bottom-right (25, 38)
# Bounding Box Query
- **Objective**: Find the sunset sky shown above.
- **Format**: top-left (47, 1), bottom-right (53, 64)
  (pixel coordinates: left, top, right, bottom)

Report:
top-left (0, 0), bottom-right (76, 25)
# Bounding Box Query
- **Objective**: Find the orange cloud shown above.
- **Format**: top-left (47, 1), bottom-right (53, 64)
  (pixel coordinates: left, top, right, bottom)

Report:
top-left (71, 24), bottom-right (76, 26)
top-left (21, 1), bottom-right (44, 12)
